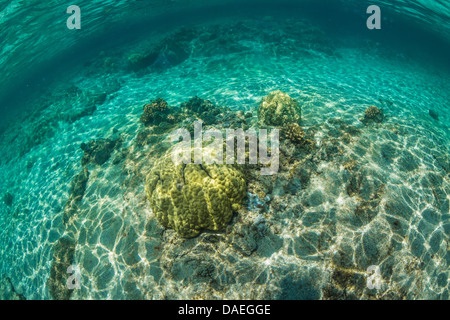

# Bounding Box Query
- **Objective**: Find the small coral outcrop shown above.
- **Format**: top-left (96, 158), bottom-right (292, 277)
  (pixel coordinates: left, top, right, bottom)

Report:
top-left (140, 98), bottom-right (173, 126)
top-left (257, 91), bottom-right (301, 127)
top-left (362, 105), bottom-right (384, 125)
top-left (145, 145), bottom-right (247, 238)
top-left (282, 123), bottom-right (305, 144)
top-left (281, 122), bottom-right (314, 151)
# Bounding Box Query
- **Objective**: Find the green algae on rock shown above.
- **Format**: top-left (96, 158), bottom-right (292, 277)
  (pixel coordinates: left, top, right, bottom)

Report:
top-left (145, 145), bottom-right (247, 238)
top-left (257, 91), bottom-right (301, 127)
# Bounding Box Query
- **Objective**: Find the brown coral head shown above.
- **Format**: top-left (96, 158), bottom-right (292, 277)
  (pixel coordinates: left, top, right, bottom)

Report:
top-left (140, 98), bottom-right (169, 125)
top-left (365, 105), bottom-right (380, 117)
top-left (363, 105), bottom-right (384, 124)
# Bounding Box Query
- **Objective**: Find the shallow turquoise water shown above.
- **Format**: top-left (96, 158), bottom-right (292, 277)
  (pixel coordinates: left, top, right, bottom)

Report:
top-left (0, 1), bottom-right (449, 300)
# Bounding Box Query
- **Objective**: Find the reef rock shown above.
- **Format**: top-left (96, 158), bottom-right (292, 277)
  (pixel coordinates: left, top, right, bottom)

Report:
top-left (140, 98), bottom-right (174, 126)
top-left (282, 123), bottom-right (305, 144)
top-left (3, 192), bottom-right (13, 207)
top-left (63, 168), bottom-right (89, 224)
top-left (47, 237), bottom-right (76, 300)
top-left (80, 138), bottom-right (118, 166)
top-left (127, 28), bottom-right (194, 72)
top-left (362, 105), bottom-right (384, 124)
top-left (145, 145), bottom-right (247, 238)
top-left (180, 97), bottom-right (223, 125)
top-left (429, 109), bottom-right (439, 121)
top-left (257, 91), bottom-right (301, 127)
top-left (0, 277), bottom-right (25, 300)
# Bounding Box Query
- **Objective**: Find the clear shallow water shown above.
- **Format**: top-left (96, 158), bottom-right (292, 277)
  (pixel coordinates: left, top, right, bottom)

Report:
top-left (0, 1), bottom-right (449, 300)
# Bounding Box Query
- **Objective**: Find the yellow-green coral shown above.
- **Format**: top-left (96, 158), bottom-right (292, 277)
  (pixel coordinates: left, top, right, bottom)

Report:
top-left (145, 145), bottom-right (247, 238)
top-left (257, 91), bottom-right (301, 127)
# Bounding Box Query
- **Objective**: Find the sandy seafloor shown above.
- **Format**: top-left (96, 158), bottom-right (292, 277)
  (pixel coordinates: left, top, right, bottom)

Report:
top-left (0, 17), bottom-right (449, 300)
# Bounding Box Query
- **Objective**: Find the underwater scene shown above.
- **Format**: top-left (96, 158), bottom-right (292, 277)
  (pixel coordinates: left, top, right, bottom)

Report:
top-left (0, 0), bottom-right (449, 300)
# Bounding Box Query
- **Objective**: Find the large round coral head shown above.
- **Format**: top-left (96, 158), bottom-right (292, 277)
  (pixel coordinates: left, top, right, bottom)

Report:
top-left (145, 145), bottom-right (247, 238)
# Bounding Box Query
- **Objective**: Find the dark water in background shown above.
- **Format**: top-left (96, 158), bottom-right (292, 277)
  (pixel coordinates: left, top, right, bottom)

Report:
top-left (1, 0), bottom-right (449, 128)
top-left (0, 0), bottom-right (449, 300)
